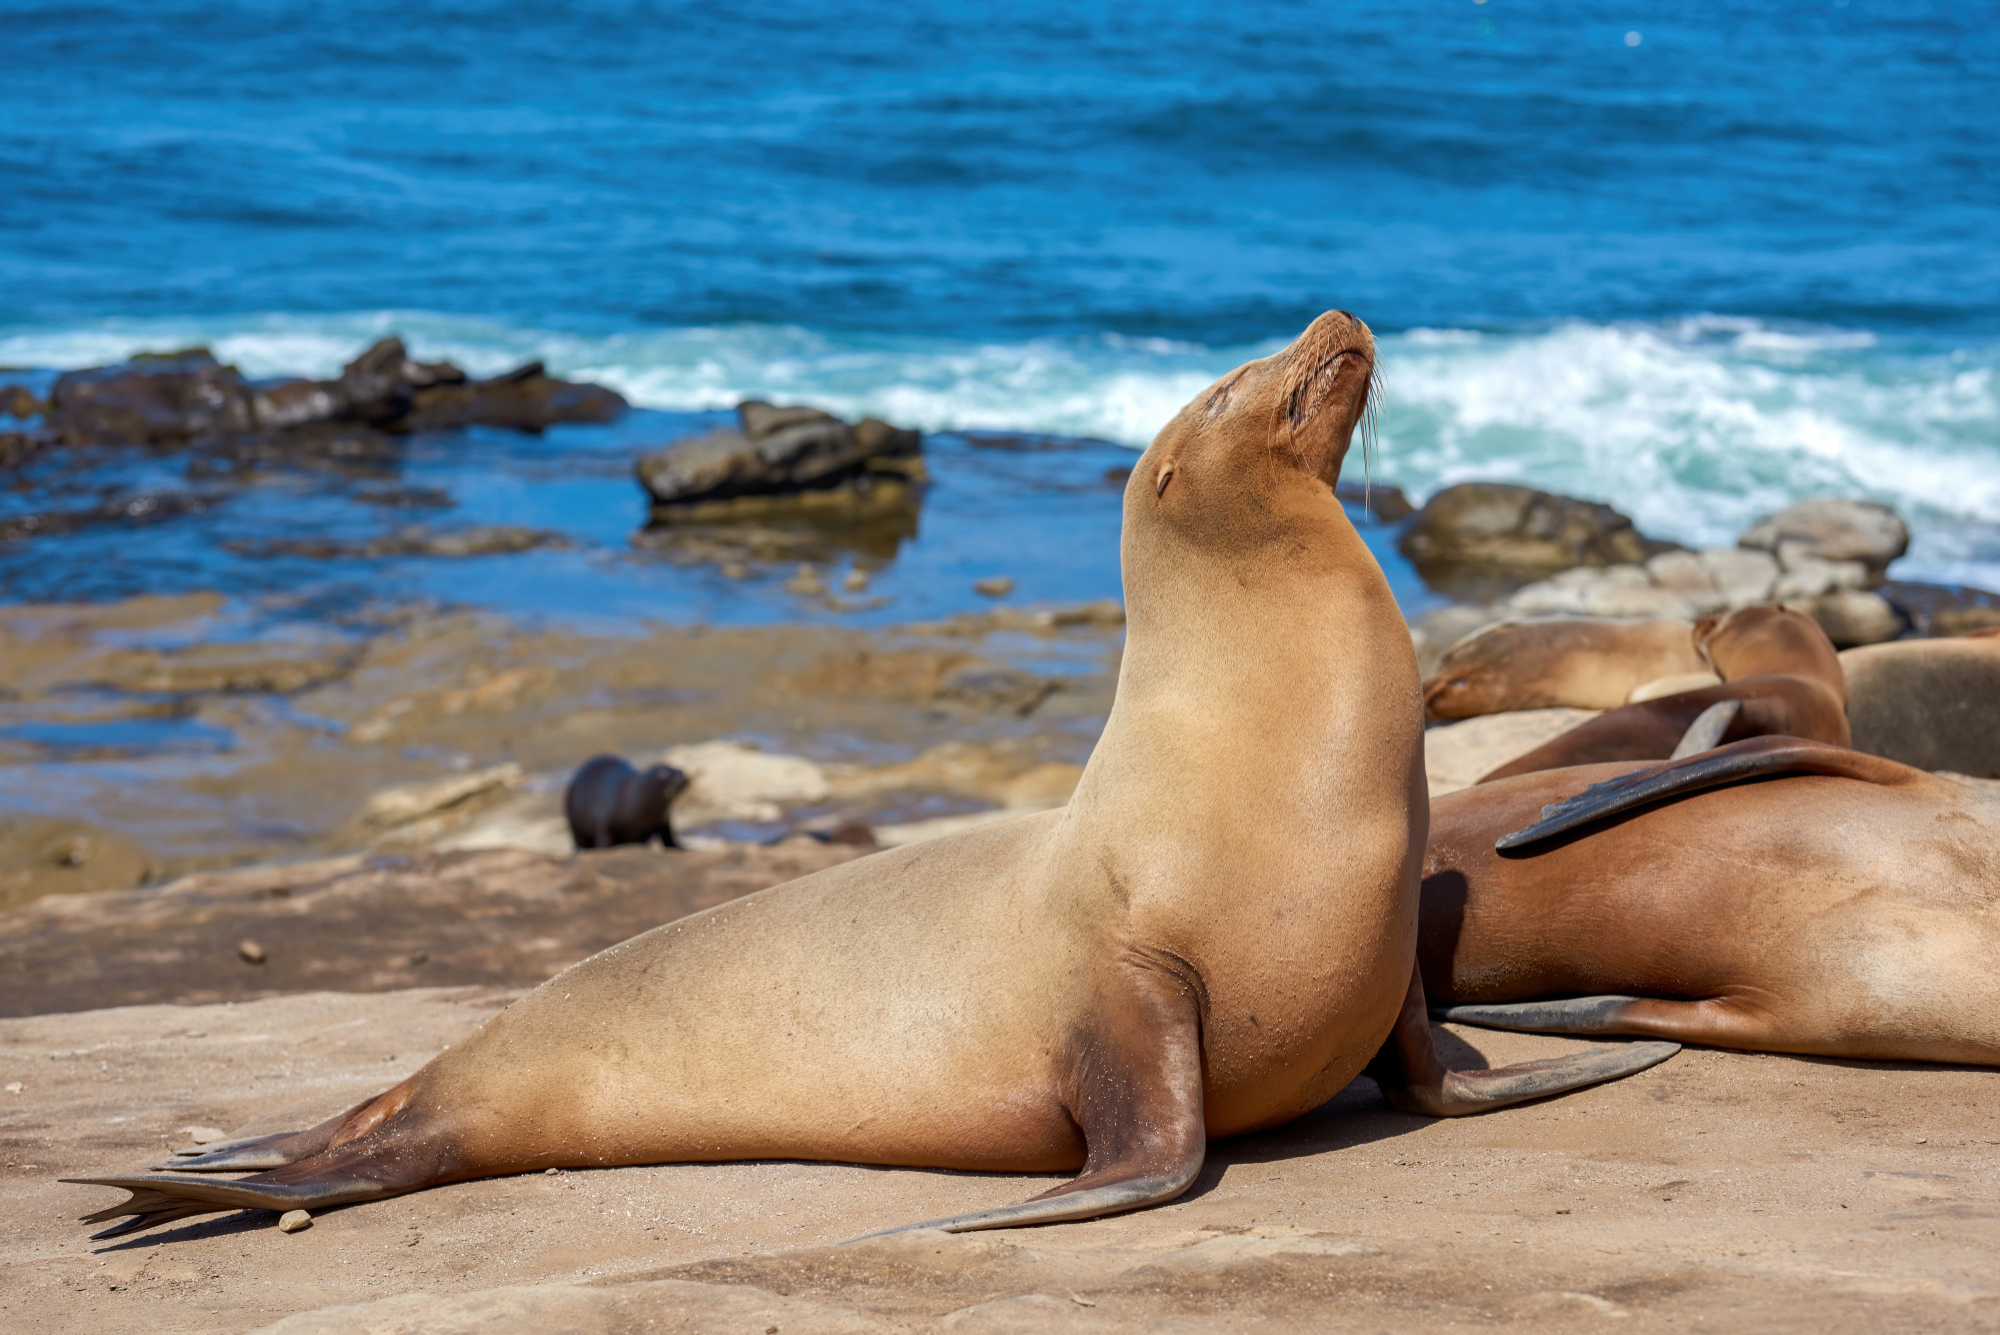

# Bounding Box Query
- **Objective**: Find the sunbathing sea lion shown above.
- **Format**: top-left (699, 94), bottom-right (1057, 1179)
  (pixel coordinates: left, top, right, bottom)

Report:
top-left (1419, 736), bottom-right (2000, 1065)
top-left (564, 755), bottom-right (690, 849)
top-left (1841, 628), bottom-right (2000, 778)
top-left (72, 311), bottom-right (1673, 1241)
top-left (1478, 605), bottom-right (1848, 781)
top-left (1422, 617), bottom-right (1705, 721)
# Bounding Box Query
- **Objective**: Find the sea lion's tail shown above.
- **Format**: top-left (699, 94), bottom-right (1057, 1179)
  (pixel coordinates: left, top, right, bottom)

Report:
top-left (66, 1085), bottom-right (441, 1239)
top-left (1496, 735), bottom-right (1953, 851)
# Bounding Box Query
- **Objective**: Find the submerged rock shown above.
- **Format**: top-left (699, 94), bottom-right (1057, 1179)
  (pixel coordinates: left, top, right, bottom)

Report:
top-left (1739, 498), bottom-right (1908, 582)
top-left (0, 815), bottom-right (158, 911)
top-left (1399, 482), bottom-right (1672, 578)
top-left (637, 401), bottom-right (924, 518)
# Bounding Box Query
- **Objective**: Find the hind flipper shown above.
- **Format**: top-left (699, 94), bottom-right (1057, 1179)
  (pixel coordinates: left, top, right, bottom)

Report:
top-left (845, 960), bottom-right (1204, 1241)
top-left (1669, 700), bottom-right (1742, 758)
top-left (1438, 994), bottom-right (1796, 1053)
top-left (1497, 736), bottom-right (1944, 851)
top-left (1372, 968), bottom-right (1677, 1117)
top-left (66, 1173), bottom-right (395, 1240)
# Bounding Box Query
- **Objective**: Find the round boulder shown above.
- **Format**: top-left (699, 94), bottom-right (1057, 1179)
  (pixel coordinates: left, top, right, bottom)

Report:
top-left (1738, 498), bottom-right (1908, 581)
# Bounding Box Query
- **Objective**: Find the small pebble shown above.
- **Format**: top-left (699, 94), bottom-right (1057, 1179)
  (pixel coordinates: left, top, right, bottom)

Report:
top-left (973, 575), bottom-right (1015, 597)
top-left (278, 1210), bottom-right (312, 1233)
top-left (238, 939), bottom-right (267, 964)
top-left (408, 950), bottom-right (429, 965)
top-left (4, 1082), bottom-right (21, 1094)
top-left (184, 1126), bottom-right (227, 1144)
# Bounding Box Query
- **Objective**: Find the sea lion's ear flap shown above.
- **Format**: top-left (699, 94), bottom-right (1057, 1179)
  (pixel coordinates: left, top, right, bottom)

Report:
top-left (1690, 614), bottom-right (1722, 670)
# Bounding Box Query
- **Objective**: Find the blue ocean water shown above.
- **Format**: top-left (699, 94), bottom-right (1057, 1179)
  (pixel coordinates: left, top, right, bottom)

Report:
top-left (4, 0), bottom-right (1998, 605)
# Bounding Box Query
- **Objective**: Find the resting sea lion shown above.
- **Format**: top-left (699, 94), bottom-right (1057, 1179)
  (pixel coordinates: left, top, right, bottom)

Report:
top-left (1418, 736), bottom-right (2000, 1065)
top-left (71, 311), bottom-right (1672, 1241)
top-left (1477, 605), bottom-right (1848, 781)
top-left (1841, 628), bottom-right (2000, 779)
top-left (564, 755), bottom-right (690, 849)
top-left (1422, 617), bottom-right (1704, 721)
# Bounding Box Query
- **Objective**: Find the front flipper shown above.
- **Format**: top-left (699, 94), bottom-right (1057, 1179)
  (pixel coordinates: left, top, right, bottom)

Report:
top-left (1496, 735), bottom-right (1946, 852)
top-left (845, 957), bottom-right (1205, 1241)
top-left (1371, 968), bottom-right (1676, 1117)
top-left (1669, 699), bottom-right (1742, 759)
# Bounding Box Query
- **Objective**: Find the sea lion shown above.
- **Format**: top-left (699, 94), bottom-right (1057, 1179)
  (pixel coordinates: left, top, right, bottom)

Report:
top-left (564, 755), bottom-right (690, 849)
top-left (1422, 617), bottom-right (1704, 721)
top-left (1416, 736), bottom-right (2000, 1065)
top-left (1477, 605), bottom-right (1848, 781)
top-left (1840, 628), bottom-right (2000, 778)
top-left (70, 311), bottom-right (1671, 1241)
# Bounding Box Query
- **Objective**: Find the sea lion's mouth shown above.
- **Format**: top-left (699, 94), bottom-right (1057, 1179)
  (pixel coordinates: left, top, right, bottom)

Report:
top-left (1285, 348), bottom-right (1372, 430)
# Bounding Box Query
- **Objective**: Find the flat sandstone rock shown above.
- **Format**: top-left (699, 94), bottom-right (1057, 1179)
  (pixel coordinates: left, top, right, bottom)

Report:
top-left (3, 990), bottom-right (1994, 1332)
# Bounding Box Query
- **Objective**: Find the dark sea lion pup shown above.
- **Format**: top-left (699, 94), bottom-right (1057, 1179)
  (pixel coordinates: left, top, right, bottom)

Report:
top-left (1419, 736), bottom-right (2000, 1065)
top-left (564, 755), bottom-right (690, 849)
top-left (69, 310), bottom-right (1672, 1242)
top-left (1477, 604), bottom-right (1848, 781)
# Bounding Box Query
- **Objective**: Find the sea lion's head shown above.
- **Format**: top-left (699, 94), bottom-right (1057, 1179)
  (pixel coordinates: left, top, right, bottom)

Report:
top-left (1693, 605), bottom-right (1843, 693)
top-left (1139, 309), bottom-right (1376, 521)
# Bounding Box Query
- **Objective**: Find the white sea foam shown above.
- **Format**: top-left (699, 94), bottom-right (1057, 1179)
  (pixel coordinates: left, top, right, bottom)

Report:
top-left (4, 312), bottom-right (1996, 587)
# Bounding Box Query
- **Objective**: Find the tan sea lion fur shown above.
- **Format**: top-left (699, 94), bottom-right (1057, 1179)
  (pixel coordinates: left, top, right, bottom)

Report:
top-left (71, 311), bottom-right (1675, 1242)
top-left (1841, 628), bottom-right (2000, 778)
top-left (1418, 736), bottom-right (2000, 1066)
top-left (1422, 617), bottom-right (1704, 721)
top-left (1477, 605), bottom-right (1848, 781)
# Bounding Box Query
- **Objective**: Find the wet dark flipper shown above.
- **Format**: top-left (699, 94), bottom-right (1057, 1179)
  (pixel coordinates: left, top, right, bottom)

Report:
top-left (1432, 996), bottom-right (1646, 1034)
top-left (66, 1173), bottom-right (396, 1240)
top-left (844, 959), bottom-right (1205, 1241)
top-left (1373, 969), bottom-right (1676, 1118)
top-left (1496, 736), bottom-right (1942, 852)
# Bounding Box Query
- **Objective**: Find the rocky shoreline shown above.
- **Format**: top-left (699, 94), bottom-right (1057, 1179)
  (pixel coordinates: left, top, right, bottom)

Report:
top-left (3, 337), bottom-right (1999, 919)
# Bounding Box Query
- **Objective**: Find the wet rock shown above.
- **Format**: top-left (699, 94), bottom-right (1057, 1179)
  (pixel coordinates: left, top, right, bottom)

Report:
top-left (0, 816), bottom-right (158, 911)
top-left (1794, 588), bottom-right (1906, 647)
top-left (0, 491), bottom-right (219, 543)
top-left (1879, 581), bottom-right (2000, 638)
top-left (86, 641), bottom-right (360, 694)
top-left (637, 401), bottom-right (924, 516)
top-left (43, 338), bottom-right (623, 451)
top-left (1335, 480), bottom-right (1416, 522)
top-left (1399, 482), bottom-right (1671, 577)
top-left (1, 385), bottom-right (43, 420)
top-left (399, 360), bottom-right (627, 432)
top-left (0, 430), bottom-right (50, 469)
top-left (973, 576), bottom-right (1016, 598)
top-left (234, 525), bottom-right (572, 560)
top-left (1739, 498), bottom-right (1907, 582)
top-left (47, 349), bottom-right (257, 446)
top-left (936, 663), bottom-right (1058, 715)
